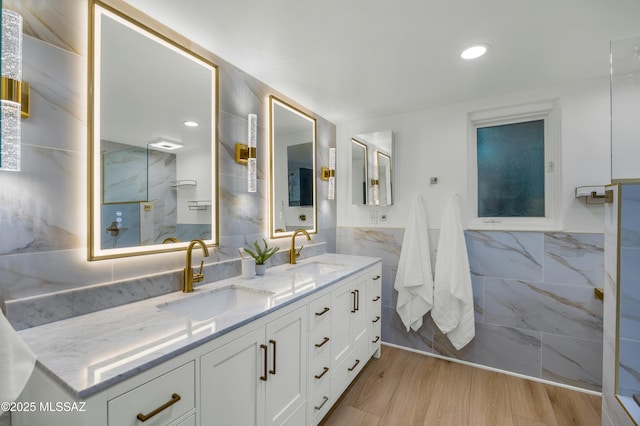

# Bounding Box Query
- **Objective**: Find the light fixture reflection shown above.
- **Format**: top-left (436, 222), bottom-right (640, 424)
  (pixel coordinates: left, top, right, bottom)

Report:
top-left (247, 114), bottom-right (257, 193)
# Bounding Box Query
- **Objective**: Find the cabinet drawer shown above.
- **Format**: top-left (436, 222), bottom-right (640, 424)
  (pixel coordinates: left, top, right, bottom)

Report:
top-left (308, 350), bottom-right (331, 395)
top-left (308, 379), bottom-right (332, 426)
top-left (308, 320), bottom-right (331, 363)
top-left (108, 361), bottom-right (195, 426)
top-left (308, 292), bottom-right (331, 330)
top-left (331, 339), bottom-right (368, 401)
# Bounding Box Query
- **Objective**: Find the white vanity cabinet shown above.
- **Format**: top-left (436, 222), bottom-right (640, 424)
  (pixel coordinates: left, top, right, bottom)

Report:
top-left (12, 258), bottom-right (382, 426)
top-left (200, 305), bottom-right (307, 426)
top-left (329, 264), bottom-right (382, 404)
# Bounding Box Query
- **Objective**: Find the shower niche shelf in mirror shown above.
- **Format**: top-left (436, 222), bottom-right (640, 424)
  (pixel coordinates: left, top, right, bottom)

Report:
top-left (89, 0), bottom-right (218, 259)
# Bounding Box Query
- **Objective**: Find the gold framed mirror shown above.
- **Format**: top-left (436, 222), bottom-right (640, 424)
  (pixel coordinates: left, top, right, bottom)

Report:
top-left (269, 96), bottom-right (317, 238)
top-left (89, 0), bottom-right (218, 259)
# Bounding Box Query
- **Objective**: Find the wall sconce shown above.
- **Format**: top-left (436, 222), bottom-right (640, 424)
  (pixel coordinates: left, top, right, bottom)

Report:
top-left (321, 147), bottom-right (336, 200)
top-left (1, 9), bottom-right (30, 172)
top-left (235, 114), bottom-right (257, 192)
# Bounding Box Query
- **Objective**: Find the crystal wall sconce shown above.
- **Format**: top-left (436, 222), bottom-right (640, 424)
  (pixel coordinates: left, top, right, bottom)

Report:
top-left (236, 113), bottom-right (257, 192)
top-left (321, 147), bottom-right (336, 200)
top-left (1, 9), bottom-right (30, 172)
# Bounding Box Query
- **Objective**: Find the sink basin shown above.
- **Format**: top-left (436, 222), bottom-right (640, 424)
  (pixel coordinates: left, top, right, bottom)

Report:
top-left (158, 285), bottom-right (273, 321)
top-left (288, 261), bottom-right (346, 276)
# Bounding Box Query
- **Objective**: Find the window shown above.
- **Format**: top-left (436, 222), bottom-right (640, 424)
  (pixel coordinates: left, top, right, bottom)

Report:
top-left (467, 100), bottom-right (561, 230)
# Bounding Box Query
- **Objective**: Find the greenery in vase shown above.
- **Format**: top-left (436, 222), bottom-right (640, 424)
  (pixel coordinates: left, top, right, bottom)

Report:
top-left (245, 239), bottom-right (279, 265)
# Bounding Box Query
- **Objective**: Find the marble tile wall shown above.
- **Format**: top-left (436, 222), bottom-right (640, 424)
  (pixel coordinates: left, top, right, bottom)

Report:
top-left (0, 1), bottom-right (336, 328)
top-left (337, 226), bottom-right (605, 392)
top-left (618, 184), bottom-right (640, 410)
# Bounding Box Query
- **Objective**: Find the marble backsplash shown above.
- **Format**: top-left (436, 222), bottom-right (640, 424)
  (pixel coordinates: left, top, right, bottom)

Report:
top-left (0, 1), bottom-right (336, 324)
top-left (337, 227), bottom-right (605, 391)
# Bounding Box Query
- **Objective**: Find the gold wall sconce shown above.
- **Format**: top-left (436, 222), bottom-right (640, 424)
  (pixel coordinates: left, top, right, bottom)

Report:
top-left (235, 113), bottom-right (257, 192)
top-left (320, 147), bottom-right (336, 200)
top-left (1, 9), bottom-right (31, 172)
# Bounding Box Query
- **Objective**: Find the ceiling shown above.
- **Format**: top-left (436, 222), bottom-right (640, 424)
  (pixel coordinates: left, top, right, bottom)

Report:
top-left (124, 0), bottom-right (640, 125)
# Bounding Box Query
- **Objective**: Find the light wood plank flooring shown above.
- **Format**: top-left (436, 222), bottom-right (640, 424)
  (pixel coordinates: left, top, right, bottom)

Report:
top-left (320, 345), bottom-right (601, 426)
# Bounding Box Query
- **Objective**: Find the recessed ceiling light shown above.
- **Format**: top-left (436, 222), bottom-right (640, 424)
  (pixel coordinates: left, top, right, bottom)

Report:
top-left (183, 121), bottom-right (199, 127)
top-left (461, 44), bottom-right (489, 60)
top-left (148, 138), bottom-right (184, 151)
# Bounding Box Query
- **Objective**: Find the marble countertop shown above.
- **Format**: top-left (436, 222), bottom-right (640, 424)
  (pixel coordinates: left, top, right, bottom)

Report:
top-left (17, 253), bottom-right (380, 399)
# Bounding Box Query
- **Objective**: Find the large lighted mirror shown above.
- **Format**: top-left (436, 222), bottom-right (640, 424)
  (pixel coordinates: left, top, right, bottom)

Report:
top-left (351, 130), bottom-right (394, 206)
top-left (90, 2), bottom-right (218, 259)
top-left (270, 96), bottom-right (317, 238)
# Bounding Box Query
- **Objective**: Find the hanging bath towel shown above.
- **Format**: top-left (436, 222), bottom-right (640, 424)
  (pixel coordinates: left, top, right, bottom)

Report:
top-left (394, 195), bottom-right (434, 332)
top-left (0, 311), bottom-right (36, 413)
top-left (432, 193), bottom-right (475, 350)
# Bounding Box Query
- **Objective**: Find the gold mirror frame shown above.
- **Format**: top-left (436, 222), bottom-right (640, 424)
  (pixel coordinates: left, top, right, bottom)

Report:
top-left (88, 0), bottom-right (219, 260)
top-left (269, 96), bottom-right (317, 239)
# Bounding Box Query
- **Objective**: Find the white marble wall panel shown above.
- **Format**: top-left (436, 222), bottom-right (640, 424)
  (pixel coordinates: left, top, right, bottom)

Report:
top-left (352, 227), bottom-right (404, 267)
top-left (619, 338), bottom-right (640, 395)
top-left (621, 184), bottom-right (640, 248)
top-left (543, 233), bottom-right (604, 287)
top-left (541, 333), bottom-right (602, 391)
top-left (382, 306), bottom-right (434, 353)
top-left (434, 322), bottom-right (542, 377)
top-left (466, 231), bottom-right (544, 281)
top-left (620, 248), bottom-right (640, 340)
top-left (484, 278), bottom-right (602, 340)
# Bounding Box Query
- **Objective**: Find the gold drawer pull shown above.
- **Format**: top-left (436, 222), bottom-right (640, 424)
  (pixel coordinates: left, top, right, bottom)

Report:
top-left (314, 366), bottom-right (329, 379)
top-left (315, 307), bottom-right (330, 316)
top-left (315, 337), bottom-right (330, 348)
top-left (348, 359), bottom-right (360, 372)
top-left (314, 396), bottom-right (329, 411)
top-left (372, 275), bottom-right (381, 280)
top-left (260, 344), bottom-right (268, 381)
top-left (372, 316), bottom-right (380, 323)
top-left (136, 393), bottom-right (181, 422)
top-left (372, 296), bottom-right (381, 302)
top-left (372, 336), bottom-right (380, 343)
top-left (269, 339), bottom-right (277, 375)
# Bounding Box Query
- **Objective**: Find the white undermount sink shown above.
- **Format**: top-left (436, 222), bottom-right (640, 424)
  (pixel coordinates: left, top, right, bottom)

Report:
top-left (158, 285), bottom-right (273, 321)
top-left (287, 261), bottom-right (346, 276)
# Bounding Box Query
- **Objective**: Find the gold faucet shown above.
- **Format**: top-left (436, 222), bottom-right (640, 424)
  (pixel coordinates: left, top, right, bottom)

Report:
top-left (289, 229), bottom-right (311, 264)
top-left (183, 239), bottom-right (210, 292)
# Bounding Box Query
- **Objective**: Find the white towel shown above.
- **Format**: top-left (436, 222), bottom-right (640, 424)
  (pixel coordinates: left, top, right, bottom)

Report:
top-left (0, 310), bottom-right (36, 413)
top-left (432, 194), bottom-right (475, 350)
top-left (394, 195), bottom-right (433, 332)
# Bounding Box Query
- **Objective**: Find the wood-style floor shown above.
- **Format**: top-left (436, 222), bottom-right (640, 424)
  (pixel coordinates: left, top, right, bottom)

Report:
top-left (320, 345), bottom-right (602, 426)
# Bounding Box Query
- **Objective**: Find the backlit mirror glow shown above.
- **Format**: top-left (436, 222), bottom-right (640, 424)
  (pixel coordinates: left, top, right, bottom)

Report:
top-left (90, 2), bottom-right (218, 259)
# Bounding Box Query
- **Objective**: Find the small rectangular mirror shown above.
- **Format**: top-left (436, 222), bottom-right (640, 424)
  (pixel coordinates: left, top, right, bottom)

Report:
top-left (351, 130), bottom-right (394, 206)
top-left (270, 96), bottom-right (317, 237)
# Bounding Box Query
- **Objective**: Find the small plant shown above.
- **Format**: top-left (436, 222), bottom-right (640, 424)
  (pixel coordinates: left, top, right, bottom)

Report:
top-left (244, 239), bottom-right (279, 265)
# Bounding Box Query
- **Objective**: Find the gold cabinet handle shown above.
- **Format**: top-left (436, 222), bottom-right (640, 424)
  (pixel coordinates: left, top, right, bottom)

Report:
top-left (315, 307), bottom-right (330, 316)
top-left (269, 339), bottom-right (277, 375)
top-left (372, 336), bottom-right (380, 343)
top-left (314, 396), bottom-right (329, 411)
top-left (351, 290), bottom-right (357, 313)
top-left (372, 316), bottom-right (381, 323)
top-left (372, 296), bottom-right (381, 302)
top-left (314, 366), bottom-right (329, 379)
top-left (348, 359), bottom-right (361, 372)
top-left (372, 275), bottom-right (381, 280)
top-left (260, 344), bottom-right (268, 381)
top-left (354, 289), bottom-right (360, 311)
top-left (315, 337), bottom-right (330, 348)
top-left (136, 393), bottom-right (181, 422)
